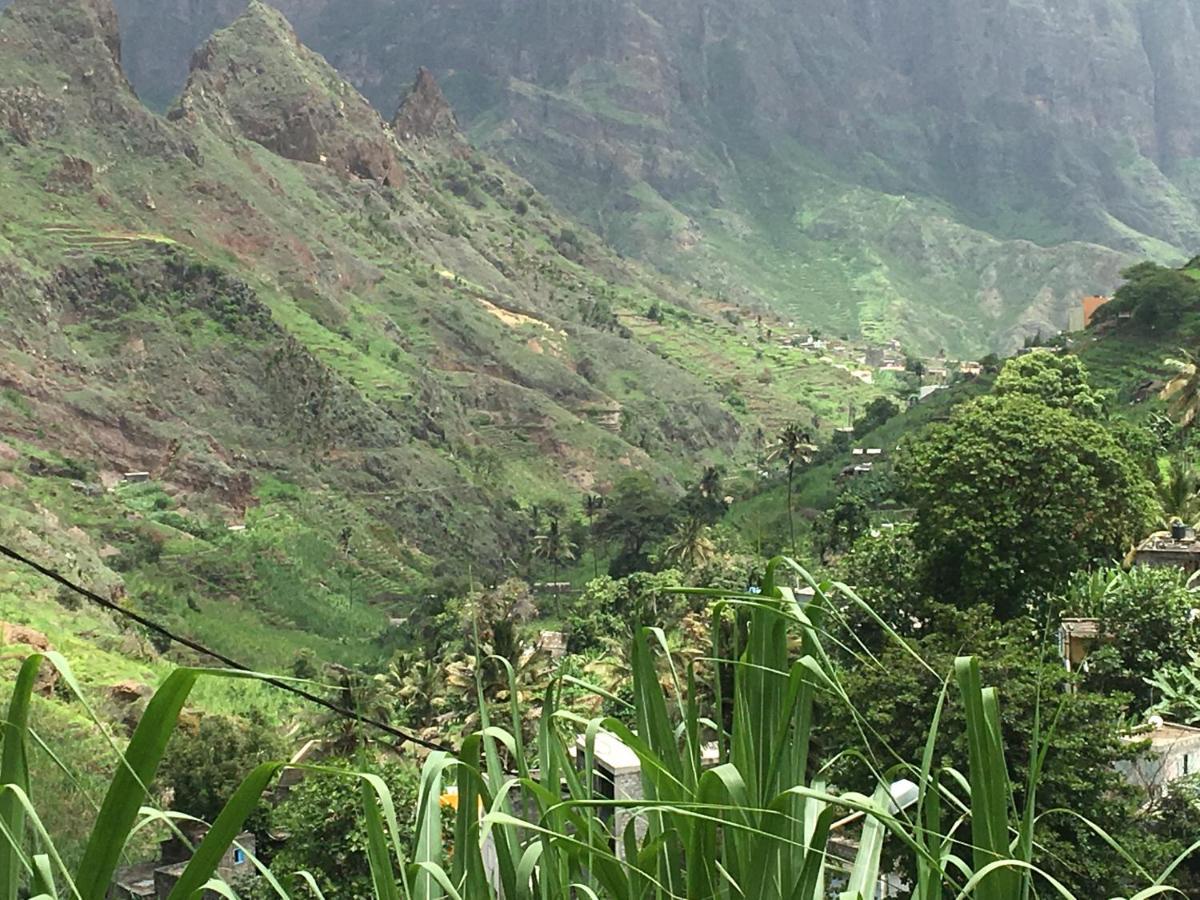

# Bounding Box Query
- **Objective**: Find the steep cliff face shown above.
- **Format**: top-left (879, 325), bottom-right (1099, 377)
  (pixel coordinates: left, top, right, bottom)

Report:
top-left (102, 0), bottom-right (1200, 351)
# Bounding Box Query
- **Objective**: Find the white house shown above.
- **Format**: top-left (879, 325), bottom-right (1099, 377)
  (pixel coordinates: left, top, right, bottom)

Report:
top-left (1119, 720), bottom-right (1200, 799)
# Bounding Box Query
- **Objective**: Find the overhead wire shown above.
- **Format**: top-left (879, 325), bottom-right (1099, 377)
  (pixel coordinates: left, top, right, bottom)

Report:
top-left (0, 543), bottom-right (455, 756)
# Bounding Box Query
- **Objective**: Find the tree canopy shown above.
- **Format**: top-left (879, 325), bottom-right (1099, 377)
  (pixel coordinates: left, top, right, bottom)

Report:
top-left (158, 713), bottom-right (283, 827)
top-left (994, 350), bottom-right (1107, 418)
top-left (594, 471), bottom-right (679, 576)
top-left (1095, 262), bottom-right (1200, 329)
top-left (896, 393), bottom-right (1156, 618)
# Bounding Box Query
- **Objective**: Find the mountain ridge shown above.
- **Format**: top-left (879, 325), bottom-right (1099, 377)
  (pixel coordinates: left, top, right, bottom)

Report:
top-left (0, 0), bottom-right (881, 664)
top-left (89, 0), bottom-right (1200, 353)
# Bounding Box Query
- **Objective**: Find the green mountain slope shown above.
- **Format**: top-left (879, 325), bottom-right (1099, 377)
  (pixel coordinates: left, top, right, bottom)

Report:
top-left (0, 0), bottom-right (880, 667)
top-left (733, 257), bottom-right (1200, 561)
top-left (99, 0), bottom-right (1200, 354)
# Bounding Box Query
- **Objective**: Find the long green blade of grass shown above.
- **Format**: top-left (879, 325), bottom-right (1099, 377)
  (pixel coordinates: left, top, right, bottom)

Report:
top-left (363, 778), bottom-right (402, 900)
top-left (165, 762), bottom-right (284, 900)
top-left (1, 655), bottom-right (41, 900)
top-left (841, 785), bottom-right (890, 900)
top-left (954, 657), bottom-right (1019, 900)
top-left (74, 669), bottom-right (201, 900)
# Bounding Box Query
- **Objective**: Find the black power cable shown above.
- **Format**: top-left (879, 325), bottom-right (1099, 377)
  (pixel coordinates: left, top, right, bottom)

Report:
top-left (0, 543), bottom-right (455, 756)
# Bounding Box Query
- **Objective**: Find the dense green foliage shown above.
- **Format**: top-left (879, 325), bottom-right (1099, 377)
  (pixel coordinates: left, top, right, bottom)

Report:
top-left (827, 606), bottom-right (1185, 896)
top-left (264, 760), bottom-right (420, 898)
top-left (6, 0), bottom-right (1200, 890)
top-left (593, 473), bottom-right (680, 577)
top-left (896, 392), bottom-right (1156, 618)
top-left (1062, 566), bottom-right (1200, 711)
top-left (4, 562), bottom-right (1198, 899)
top-left (157, 713), bottom-right (284, 826)
top-left (993, 351), bottom-right (1108, 418)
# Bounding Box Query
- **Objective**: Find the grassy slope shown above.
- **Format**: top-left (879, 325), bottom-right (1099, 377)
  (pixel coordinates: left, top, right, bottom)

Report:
top-left (472, 81), bottom-right (1141, 359)
top-left (732, 262), bottom-right (1200, 564)
top-left (0, 0), bottom-right (885, 683)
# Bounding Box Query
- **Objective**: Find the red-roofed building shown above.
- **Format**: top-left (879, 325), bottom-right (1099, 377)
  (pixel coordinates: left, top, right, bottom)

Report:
top-left (1082, 295), bottom-right (1111, 328)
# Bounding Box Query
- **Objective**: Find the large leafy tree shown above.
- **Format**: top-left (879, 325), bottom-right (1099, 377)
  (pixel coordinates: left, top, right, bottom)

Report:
top-left (812, 489), bottom-right (871, 563)
top-left (896, 393), bottom-right (1156, 618)
top-left (851, 395), bottom-right (900, 438)
top-left (594, 471), bottom-right (678, 576)
top-left (1096, 262), bottom-right (1200, 329)
top-left (157, 713), bottom-right (283, 828)
top-left (831, 523), bottom-right (956, 654)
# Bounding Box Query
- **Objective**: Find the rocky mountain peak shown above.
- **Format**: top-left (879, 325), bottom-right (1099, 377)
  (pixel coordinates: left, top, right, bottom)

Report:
top-left (173, 1), bottom-right (405, 188)
top-left (4, 0), bottom-right (123, 72)
top-left (235, 0), bottom-right (297, 44)
top-left (392, 67), bottom-right (461, 142)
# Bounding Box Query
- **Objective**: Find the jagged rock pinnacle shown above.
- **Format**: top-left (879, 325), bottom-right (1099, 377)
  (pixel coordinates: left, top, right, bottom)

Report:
top-left (392, 68), bottom-right (462, 141)
top-left (80, 0), bottom-right (122, 67)
top-left (173, 0), bottom-right (405, 187)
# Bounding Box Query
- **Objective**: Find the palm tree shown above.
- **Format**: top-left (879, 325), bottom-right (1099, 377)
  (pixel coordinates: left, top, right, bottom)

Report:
top-left (443, 639), bottom-right (555, 743)
top-left (664, 517), bottom-right (717, 571)
top-left (1157, 456), bottom-right (1200, 525)
top-left (586, 611), bottom-right (712, 699)
top-left (533, 518), bottom-right (577, 597)
top-left (582, 494), bottom-right (605, 579)
top-left (375, 652), bottom-right (447, 741)
top-left (766, 423), bottom-right (817, 554)
top-left (317, 667), bottom-right (393, 755)
top-left (1162, 350), bottom-right (1200, 428)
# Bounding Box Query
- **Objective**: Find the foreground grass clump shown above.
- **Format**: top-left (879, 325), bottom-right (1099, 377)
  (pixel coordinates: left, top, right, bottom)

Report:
top-left (2, 558), bottom-right (1195, 898)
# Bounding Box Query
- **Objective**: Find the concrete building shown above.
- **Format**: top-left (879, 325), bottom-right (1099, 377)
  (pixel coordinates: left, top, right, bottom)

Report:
top-left (1119, 721), bottom-right (1200, 800)
top-left (574, 731), bottom-right (721, 859)
top-left (111, 827), bottom-right (255, 899)
top-left (579, 731), bottom-right (646, 856)
top-left (1131, 529), bottom-right (1200, 575)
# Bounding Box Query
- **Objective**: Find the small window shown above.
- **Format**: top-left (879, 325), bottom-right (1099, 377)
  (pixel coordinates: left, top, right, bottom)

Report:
top-left (234, 849), bottom-right (247, 865)
top-left (1185, 754), bottom-right (1191, 776)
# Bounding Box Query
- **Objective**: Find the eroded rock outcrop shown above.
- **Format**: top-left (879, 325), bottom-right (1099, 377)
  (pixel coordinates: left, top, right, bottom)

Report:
top-left (171, 1), bottom-right (405, 187)
top-left (392, 67), bottom-right (461, 143)
top-left (0, 0), bottom-right (197, 159)
top-left (0, 622), bottom-right (58, 695)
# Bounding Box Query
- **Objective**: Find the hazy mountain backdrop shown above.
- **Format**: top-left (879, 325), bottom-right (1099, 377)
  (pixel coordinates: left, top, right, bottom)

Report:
top-left (87, 0), bottom-right (1200, 353)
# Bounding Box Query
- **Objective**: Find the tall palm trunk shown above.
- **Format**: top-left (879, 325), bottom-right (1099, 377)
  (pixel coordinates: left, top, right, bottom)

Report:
top-left (587, 512), bottom-right (599, 580)
top-left (787, 460), bottom-right (796, 555)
